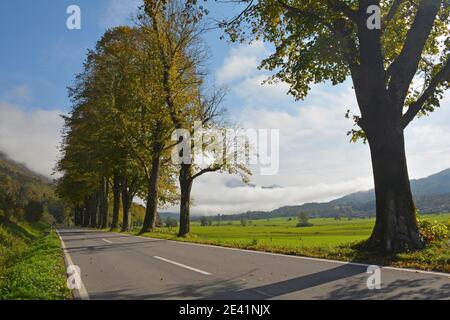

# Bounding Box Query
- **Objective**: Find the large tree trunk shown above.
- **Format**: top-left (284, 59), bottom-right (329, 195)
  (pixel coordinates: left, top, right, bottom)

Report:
top-left (178, 164), bottom-right (193, 237)
top-left (99, 177), bottom-right (109, 229)
top-left (89, 194), bottom-right (98, 228)
top-left (140, 153), bottom-right (161, 234)
top-left (75, 204), bottom-right (83, 226)
top-left (82, 196), bottom-right (90, 227)
top-left (121, 176), bottom-right (133, 232)
top-left (73, 205), bottom-right (79, 226)
top-left (110, 173), bottom-right (121, 230)
top-left (366, 124), bottom-right (424, 252)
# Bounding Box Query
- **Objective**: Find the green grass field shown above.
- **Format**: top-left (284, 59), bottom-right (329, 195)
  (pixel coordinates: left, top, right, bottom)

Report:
top-left (0, 221), bottom-right (71, 300)
top-left (137, 213), bottom-right (450, 273)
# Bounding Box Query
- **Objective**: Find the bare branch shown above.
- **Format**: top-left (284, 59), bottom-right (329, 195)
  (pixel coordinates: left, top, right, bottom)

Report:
top-left (191, 164), bottom-right (222, 181)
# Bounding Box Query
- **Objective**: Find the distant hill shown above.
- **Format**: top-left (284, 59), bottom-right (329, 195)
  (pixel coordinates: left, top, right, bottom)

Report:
top-left (202, 169), bottom-right (450, 221)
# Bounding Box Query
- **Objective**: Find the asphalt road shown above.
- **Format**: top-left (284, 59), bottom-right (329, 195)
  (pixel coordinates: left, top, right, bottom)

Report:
top-left (57, 229), bottom-right (450, 300)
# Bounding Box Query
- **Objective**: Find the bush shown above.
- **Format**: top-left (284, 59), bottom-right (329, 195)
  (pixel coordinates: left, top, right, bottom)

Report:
top-left (296, 212), bottom-right (313, 227)
top-left (24, 201), bottom-right (44, 223)
top-left (418, 219), bottom-right (449, 243)
top-left (164, 217), bottom-right (178, 228)
top-left (200, 216), bottom-right (210, 227)
top-left (14, 208), bottom-right (25, 221)
top-left (296, 222), bottom-right (313, 227)
top-left (0, 227), bottom-right (13, 247)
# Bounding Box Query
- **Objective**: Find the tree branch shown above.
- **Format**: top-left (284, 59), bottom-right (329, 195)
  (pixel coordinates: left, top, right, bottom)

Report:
top-left (325, 0), bottom-right (358, 21)
top-left (191, 164), bottom-right (222, 181)
top-left (276, 0), bottom-right (335, 30)
top-left (387, 0), bottom-right (442, 106)
top-left (402, 56), bottom-right (450, 128)
top-left (383, 0), bottom-right (405, 27)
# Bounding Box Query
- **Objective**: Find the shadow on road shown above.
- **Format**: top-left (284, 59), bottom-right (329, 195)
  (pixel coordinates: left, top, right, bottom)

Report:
top-left (204, 264), bottom-right (366, 299)
top-left (320, 276), bottom-right (450, 300)
top-left (65, 240), bottom-right (167, 254)
top-left (87, 264), bottom-right (366, 300)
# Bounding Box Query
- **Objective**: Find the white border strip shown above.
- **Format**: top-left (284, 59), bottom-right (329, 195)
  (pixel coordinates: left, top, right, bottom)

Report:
top-left (56, 229), bottom-right (90, 300)
top-left (154, 256), bottom-right (212, 275)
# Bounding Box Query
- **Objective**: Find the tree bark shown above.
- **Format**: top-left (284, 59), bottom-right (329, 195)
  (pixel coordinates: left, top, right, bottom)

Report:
top-left (366, 123), bottom-right (424, 252)
top-left (178, 164), bottom-right (193, 237)
top-left (73, 204), bottom-right (81, 226)
top-left (140, 153), bottom-right (162, 234)
top-left (82, 196), bottom-right (90, 227)
top-left (89, 193), bottom-right (98, 228)
top-left (121, 176), bottom-right (133, 232)
top-left (110, 173), bottom-right (121, 230)
top-left (99, 177), bottom-right (109, 229)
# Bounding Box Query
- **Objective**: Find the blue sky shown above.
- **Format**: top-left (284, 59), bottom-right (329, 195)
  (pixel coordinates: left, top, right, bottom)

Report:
top-left (0, 0), bottom-right (241, 112)
top-left (1, 0), bottom-right (108, 110)
top-left (1, 1), bottom-right (450, 215)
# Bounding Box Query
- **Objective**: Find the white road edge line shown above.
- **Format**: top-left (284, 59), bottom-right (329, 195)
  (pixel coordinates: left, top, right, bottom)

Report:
top-left (153, 256), bottom-right (212, 276)
top-left (102, 238), bottom-right (113, 244)
top-left (119, 233), bottom-right (450, 278)
top-left (56, 229), bottom-right (90, 300)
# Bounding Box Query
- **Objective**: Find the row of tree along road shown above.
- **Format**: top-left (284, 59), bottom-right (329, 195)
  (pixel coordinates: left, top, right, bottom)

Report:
top-left (58, 0), bottom-right (450, 252)
top-left (56, 1), bottom-right (250, 237)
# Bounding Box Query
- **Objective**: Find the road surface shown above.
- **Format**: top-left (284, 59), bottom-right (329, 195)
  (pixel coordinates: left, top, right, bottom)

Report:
top-left (57, 229), bottom-right (450, 300)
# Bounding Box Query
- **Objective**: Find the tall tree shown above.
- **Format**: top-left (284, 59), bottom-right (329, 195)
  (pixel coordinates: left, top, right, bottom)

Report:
top-left (110, 173), bottom-right (122, 230)
top-left (57, 28), bottom-right (138, 229)
top-left (142, 0), bottom-right (251, 237)
top-left (105, 26), bottom-right (179, 234)
top-left (222, 0), bottom-right (450, 252)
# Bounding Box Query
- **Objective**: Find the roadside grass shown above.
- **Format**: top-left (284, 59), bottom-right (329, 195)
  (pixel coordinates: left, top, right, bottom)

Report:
top-left (0, 220), bottom-right (71, 300)
top-left (134, 213), bottom-right (450, 273)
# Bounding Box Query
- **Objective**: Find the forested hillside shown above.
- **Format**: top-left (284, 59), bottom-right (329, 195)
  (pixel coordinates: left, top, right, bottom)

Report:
top-left (0, 152), bottom-right (60, 222)
top-left (0, 152), bottom-right (54, 200)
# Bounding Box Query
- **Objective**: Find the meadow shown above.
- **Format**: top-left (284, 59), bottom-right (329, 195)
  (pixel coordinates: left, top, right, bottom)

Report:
top-left (152, 214), bottom-right (450, 249)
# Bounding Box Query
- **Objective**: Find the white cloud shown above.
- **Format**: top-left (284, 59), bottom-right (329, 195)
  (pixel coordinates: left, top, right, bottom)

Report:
top-left (215, 41), bottom-right (270, 84)
top-left (0, 102), bottom-right (64, 178)
top-left (99, 0), bottom-right (142, 29)
top-left (405, 93), bottom-right (450, 178)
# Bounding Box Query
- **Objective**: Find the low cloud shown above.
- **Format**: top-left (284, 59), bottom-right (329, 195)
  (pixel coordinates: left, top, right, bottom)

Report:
top-left (0, 101), bottom-right (64, 178)
top-left (165, 173), bottom-right (373, 215)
